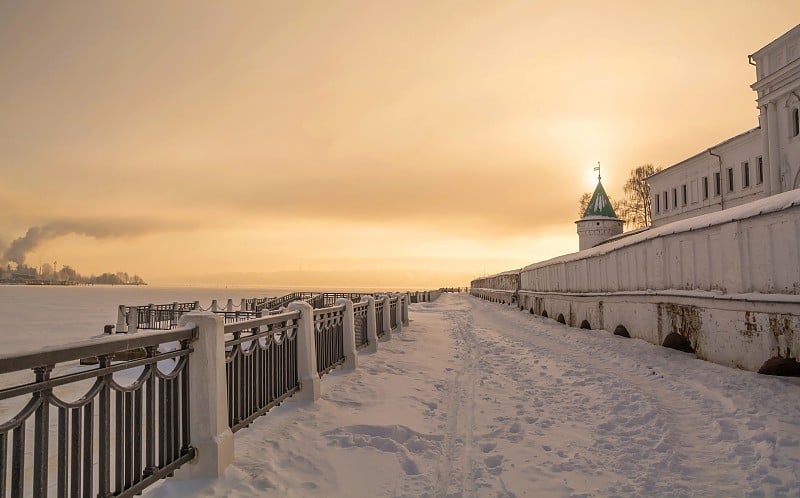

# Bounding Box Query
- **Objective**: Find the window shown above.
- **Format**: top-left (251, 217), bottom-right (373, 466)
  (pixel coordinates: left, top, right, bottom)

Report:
top-left (663, 191), bottom-right (668, 211)
top-left (756, 156), bottom-right (764, 185)
top-left (742, 161), bottom-right (750, 188)
top-left (654, 193), bottom-right (660, 214)
top-left (727, 167), bottom-right (734, 192)
top-left (702, 176), bottom-right (709, 200)
top-left (714, 172), bottom-right (721, 196)
top-left (681, 184), bottom-right (687, 206)
top-left (792, 108), bottom-right (800, 137)
top-left (672, 188), bottom-right (678, 208)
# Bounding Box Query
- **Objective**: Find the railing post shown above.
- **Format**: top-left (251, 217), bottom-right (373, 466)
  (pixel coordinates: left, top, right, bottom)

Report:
top-left (336, 299), bottom-right (358, 371)
top-left (116, 305), bottom-right (128, 333)
top-left (129, 307), bottom-right (139, 334)
top-left (147, 303), bottom-right (155, 328)
top-left (394, 295), bottom-right (403, 333)
top-left (381, 295), bottom-right (392, 340)
top-left (287, 301), bottom-right (321, 401)
top-left (226, 299), bottom-right (234, 312)
top-left (404, 293), bottom-right (410, 325)
top-left (363, 296), bottom-right (379, 353)
top-left (210, 299), bottom-right (220, 312)
top-left (171, 302), bottom-right (179, 328)
top-left (176, 312), bottom-right (234, 478)
top-left (240, 298), bottom-right (247, 311)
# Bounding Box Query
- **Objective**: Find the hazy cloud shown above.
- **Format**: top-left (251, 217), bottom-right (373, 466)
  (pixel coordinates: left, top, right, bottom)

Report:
top-left (0, 2), bottom-right (797, 284)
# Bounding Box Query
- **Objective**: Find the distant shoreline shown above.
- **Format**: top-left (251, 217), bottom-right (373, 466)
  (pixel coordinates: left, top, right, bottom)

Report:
top-left (0, 281), bottom-right (148, 286)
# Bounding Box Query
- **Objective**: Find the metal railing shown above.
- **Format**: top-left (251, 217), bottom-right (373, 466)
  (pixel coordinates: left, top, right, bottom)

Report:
top-left (120, 292), bottom-right (379, 332)
top-left (320, 293), bottom-right (363, 307)
top-left (217, 310), bottom-right (262, 324)
top-left (313, 306), bottom-right (345, 377)
top-left (223, 311), bottom-right (301, 433)
top-left (240, 297), bottom-right (270, 312)
top-left (130, 302), bottom-right (197, 330)
top-left (353, 302), bottom-right (369, 350)
top-left (247, 293), bottom-right (314, 312)
top-left (0, 326), bottom-right (196, 497)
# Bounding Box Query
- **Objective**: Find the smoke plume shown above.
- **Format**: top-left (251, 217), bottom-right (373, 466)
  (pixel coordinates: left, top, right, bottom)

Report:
top-left (2, 219), bottom-right (178, 265)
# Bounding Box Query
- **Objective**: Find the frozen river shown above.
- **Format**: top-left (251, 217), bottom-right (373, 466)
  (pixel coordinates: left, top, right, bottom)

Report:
top-left (0, 284), bottom-right (298, 354)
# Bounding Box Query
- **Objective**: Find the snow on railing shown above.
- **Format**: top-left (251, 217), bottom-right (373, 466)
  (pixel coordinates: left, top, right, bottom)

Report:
top-left (0, 326), bottom-right (197, 497)
top-left (0, 294), bottom-right (411, 494)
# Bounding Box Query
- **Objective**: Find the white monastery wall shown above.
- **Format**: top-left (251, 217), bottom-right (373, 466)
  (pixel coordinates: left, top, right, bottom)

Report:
top-left (471, 269), bottom-right (520, 294)
top-left (472, 191), bottom-right (800, 372)
top-left (523, 190), bottom-right (800, 295)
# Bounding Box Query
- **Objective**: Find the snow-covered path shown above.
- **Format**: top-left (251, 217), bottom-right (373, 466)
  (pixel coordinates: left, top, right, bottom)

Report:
top-left (151, 293), bottom-right (800, 497)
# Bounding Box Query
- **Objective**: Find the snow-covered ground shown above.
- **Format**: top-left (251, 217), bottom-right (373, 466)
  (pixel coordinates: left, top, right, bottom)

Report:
top-left (149, 293), bottom-right (800, 498)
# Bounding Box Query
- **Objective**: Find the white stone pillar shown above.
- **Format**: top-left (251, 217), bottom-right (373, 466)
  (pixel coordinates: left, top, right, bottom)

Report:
top-left (363, 296), bottom-right (379, 353)
top-left (403, 293), bottom-right (410, 325)
top-left (144, 304), bottom-right (154, 330)
top-left (128, 307), bottom-right (139, 334)
top-left (116, 305), bottom-right (128, 333)
top-left (381, 295), bottom-right (392, 340)
top-left (767, 100), bottom-right (782, 193)
top-left (177, 312), bottom-right (234, 478)
top-left (287, 301), bottom-right (321, 401)
top-left (394, 295), bottom-right (403, 333)
top-left (226, 299), bottom-right (234, 312)
top-left (240, 298), bottom-right (247, 311)
top-left (171, 302), bottom-right (179, 328)
top-left (210, 299), bottom-right (220, 312)
top-left (336, 299), bottom-right (358, 371)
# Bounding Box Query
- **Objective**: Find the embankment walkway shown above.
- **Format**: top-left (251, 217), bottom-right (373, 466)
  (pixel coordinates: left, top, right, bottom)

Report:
top-left (150, 293), bottom-right (800, 498)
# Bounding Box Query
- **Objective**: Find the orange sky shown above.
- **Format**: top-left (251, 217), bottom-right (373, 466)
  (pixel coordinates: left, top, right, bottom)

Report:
top-left (1, 1), bottom-right (798, 288)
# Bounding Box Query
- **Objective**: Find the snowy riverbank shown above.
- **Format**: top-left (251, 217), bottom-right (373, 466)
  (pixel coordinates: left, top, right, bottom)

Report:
top-left (149, 293), bottom-right (800, 497)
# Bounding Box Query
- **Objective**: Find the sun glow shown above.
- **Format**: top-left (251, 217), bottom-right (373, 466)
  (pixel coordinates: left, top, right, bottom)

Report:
top-left (586, 170), bottom-right (600, 189)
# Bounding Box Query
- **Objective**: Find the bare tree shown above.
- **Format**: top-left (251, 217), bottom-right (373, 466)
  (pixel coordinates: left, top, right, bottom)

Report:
top-left (613, 199), bottom-right (638, 230)
top-left (623, 164), bottom-right (661, 228)
top-left (578, 192), bottom-right (592, 218)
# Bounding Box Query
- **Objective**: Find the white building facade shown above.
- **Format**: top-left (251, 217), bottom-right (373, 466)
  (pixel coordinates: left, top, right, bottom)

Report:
top-left (649, 24), bottom-right (800, 227)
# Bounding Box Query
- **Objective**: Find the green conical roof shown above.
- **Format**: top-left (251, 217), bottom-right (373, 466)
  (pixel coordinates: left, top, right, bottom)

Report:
top-left (583, 181), bottom-right (618, 218)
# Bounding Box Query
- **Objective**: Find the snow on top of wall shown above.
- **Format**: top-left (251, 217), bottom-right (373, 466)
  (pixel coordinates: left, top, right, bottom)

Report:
top-left (516, 287), bottom-right (800, 304)
top-left (474, 268), bottom-right (521, 280)
top-left (523, 188), bottom-right (800, 272)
